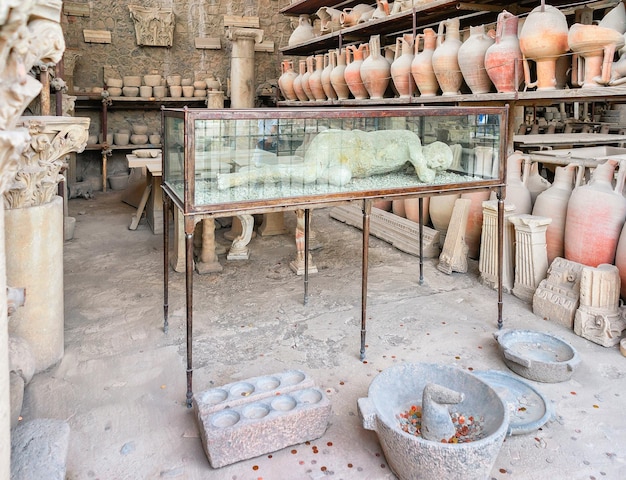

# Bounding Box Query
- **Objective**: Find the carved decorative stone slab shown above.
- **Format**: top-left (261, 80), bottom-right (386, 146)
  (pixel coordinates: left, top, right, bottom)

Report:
top-left (438, 198), bottom-right (470, 274)
top-left (128, 5), bottom-right (175, 47)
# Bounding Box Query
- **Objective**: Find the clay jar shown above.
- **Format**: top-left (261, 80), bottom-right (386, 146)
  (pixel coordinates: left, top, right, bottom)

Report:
top-left (411, 28), bottom-right (439, 96)
top-left (309, 54), bottom-right (327, 101)
top-left (485, 10), bottom-right (523, 93)
top-left (502, 151), bottom-right (532, 214)
top-left (330, 48), bottom-right (350, 100)
top-left (288, 14), bottom-right (316, 46)
top-left (430, 193), bottom-right (460, 243)
top-left (360, 34), bottom-right (390, 99)
top-left (564, 159), bottom-right (626, 267)
top-left (293, 59), bottom-right (309, 102)
top-left (458, 25), bottom-right (494, 94)
top-left (390, 34), bottom-right (416, 98)
top-left (278, 60), bottom-right (298, 101)
top-left (301, 56), bottom-right (315, 101)
top-left (532, 163), bottom-right (578, 265)
top-left (518, 4), bottom-right (569, 90)
top-left (321, 51), bottom-right (338, 100)
top-left (432, 18), bottom-right (464, 95)
top-left (344, 43), bottom-right (369, 100)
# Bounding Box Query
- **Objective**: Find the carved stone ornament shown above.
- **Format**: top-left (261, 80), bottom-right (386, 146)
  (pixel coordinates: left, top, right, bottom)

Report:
top-left (4, 116), bottom-right (89, 209)
top-left (128, 5), bottom-right (175, 47)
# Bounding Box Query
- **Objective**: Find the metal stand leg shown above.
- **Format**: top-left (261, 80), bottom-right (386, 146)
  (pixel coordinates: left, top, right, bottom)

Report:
top-left (418, 197), bottom-right (424, 285)
top-left (497, 188), bottom-right (504, 329)
top-left (163, 195), bottom-right (170, 334)
top-left (360, 199), bottom-right (372, 360)
top-left (185, 230), bottom-right (194, 408)
top-left (304, 208), bottom-right (310, 305)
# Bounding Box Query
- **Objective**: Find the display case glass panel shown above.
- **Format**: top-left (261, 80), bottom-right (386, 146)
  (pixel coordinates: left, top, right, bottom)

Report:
top-left (161, 106), bottom-right (507, 214)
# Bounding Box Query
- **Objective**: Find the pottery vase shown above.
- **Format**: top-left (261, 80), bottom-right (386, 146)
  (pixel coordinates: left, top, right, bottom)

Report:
top-left (458, 25), bottom-right (494, 94)
top-left (345, 43), bottom-right (369, 100)
top-left (614, 216), bottom-right (626, 299)
top-left (341, 4), bottom-right (375, 27)
top-left (373, 199), bottom-right (392, 211)
top-left (331, 48), bottom-right (350, 100)
top-left (599, 1), bottom-right (626, 33)
top-left (430, 193), bottom-right (460, 243)
top-left (390, 34), bottom-right (416, 98)
top-left (485, 10), bottom-right (523, 93)
top-left (564, 159), bottom-right (626, 267)
top-left (278, 60), bottom-right (298, 101)
top-left (293, 59), bottom-right (309, 102)
top-left (519, 3), bottom-right (569, 90)
top-left (309, 54), bottom-right (327, 101)
top-left (392, 199), bottom-right (406, 218)
top-left (321, 51), bottom-right (338, 100)
top-left (361, 34), bottom-right (391, 99)
top-left (411, 28), bottom-right (439, 96)
top-left (317, 6), bottom-right (343, 33)
top-left (502, 151), bottom-right (532, 214)
top-left (525, 161), bottom-right (551, 207)
top-left (432, 18), bottom-right (464, 95)
top-left (532, 163), bottom-right (578, 265)
top-left (301, 56), bottom-right (315, 101)
top-left (404, 197), bottom-right (430, 226)
top-left (288, 14), bottom-right (316, 46)
top-left (461, 190), bottom-right (491, 259)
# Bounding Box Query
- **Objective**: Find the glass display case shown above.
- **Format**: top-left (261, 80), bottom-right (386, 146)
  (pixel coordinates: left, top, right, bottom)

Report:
top-left (161, 106), bottom-right (508, 215)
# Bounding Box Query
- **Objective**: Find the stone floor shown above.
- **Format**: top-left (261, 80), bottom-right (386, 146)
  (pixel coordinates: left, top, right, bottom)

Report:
top-left (19, 191), bottom-right (626, 479)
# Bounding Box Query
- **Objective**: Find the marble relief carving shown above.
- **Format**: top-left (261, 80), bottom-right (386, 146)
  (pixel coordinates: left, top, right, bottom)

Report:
top-left (128, 5), bottom-right (175, 47)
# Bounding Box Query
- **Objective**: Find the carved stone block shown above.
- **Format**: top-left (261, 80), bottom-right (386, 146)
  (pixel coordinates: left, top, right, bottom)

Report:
top-left (438, 198), bottom-right (470, 274)
top-left (128, 5), bottom-right (175, 47)
top-left (532, 257), bottom-right (584, 328)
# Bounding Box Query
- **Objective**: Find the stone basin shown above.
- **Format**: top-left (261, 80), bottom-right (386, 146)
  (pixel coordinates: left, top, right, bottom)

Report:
top-left (493, 329), bottom-right (580, 383)
top-left (358, 362), bottom-right (509, 480)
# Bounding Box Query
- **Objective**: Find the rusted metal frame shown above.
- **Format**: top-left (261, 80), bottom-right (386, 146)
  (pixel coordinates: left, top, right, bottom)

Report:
top-left (418, 197), bottom-right (425, 285)
top-left (360, 199), bottom-right (372, 360)
top-left (163, 194), bottom-right (170, 334)
top-left (304, 208), bottom-right (310, 305)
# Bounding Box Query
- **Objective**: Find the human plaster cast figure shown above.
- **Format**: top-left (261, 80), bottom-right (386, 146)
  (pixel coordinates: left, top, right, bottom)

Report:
top-left (216, 129), bottom-right (453, 190)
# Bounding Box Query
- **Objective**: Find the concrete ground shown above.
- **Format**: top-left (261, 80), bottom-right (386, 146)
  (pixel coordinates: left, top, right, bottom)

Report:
top-left (20, 191), bottom-right (626, 480)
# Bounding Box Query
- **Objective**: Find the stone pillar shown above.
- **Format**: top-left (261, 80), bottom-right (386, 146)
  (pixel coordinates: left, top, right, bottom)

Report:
top-left (196, 217), bottom-right (223, 274)
top-left (290, 209), bottom-right (318, 275)
top-left (479, 200), bottom-right (516, 292)
top-left (509, 214), bottom-right (552, 302)
top-left (229, 28), bottom-right (258, 108)
top-left (438, 198), bottom-right (471, 274)
top-left (574, 264), bottom-right (626, 346)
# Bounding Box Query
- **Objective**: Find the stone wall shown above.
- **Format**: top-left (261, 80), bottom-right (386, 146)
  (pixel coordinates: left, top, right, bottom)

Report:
top-left (62, 0), bottom-right (294, 92)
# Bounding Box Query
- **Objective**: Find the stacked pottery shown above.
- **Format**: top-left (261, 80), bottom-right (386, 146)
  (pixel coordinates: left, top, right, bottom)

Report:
top-left (532, 163), bottom-right (578, 265)
top-left (411, 28), bottom-right (439, 96)
top-left (321, 52), bottom-right (338, 100)
top-left (432, 18), bottom-right (464, 95)
top-left (309, 54), bottom-right (326, 101)
top-left (518, 2), bottom-right (569, 90)
top-left (331, 48), bottom-right (350, 100)
top-left (458, 25), bottom-right (494, 94)
top-left (293, 59), bottom-right (309, 101)
top-left (390, 34), bottom-right (416, 98)
top-left (360, 35), bottom-right (390, 99)
top-left (485, 10), bottom-right (523, 93)
top-left (278, 60), bottom-right (298, 101)
top-left (345, 43), bottom-right (369, 100)
top-left (301, 56), bottom-right (315, 101)
top-left (564, 159), bottom-right (626, 267)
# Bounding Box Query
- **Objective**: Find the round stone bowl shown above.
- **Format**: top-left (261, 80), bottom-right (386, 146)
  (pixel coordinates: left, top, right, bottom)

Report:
top-left (358, 363), bottom-right (509, 480)
top-left (493, 329), bottom-right (580, 383)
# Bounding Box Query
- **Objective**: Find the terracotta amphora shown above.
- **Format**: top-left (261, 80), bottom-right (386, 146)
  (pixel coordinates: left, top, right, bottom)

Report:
top-left (461, 190), bottom-right (491, 259)
top-left (458, 25), bottom-right (494, 94)
top-left (500, 151), bottom-right (532, 214)
top-left (404, 197), bottom-right (430, 227)
top-left (484, 10), bottom-right (523, 93)
top-left (278, 60), bottom-right (298, 101)
top-left (525, 161), bottom-right (551, 207)
top-left (361, 34), bottom-right (391, 99)
top-left (340, 4), bottom-right (374, 27)
top-left (344, 43), bottom-right (369, 100)
top-left (322, 51), bottom-right (338, 100)
top-left (432, 18), bottom-right (464, 95)
top-left (518, 3), bottom-right (569, 90)
top-left (390, 34), bottom-right (416, 97)
top-left (411, 28), bottom-right (439, 96)
top-left (301, 56), bottom-right (315, 101)
top-left (430, 193), bottom-right (460, 243)
top-left (532, 163), bottom-right (578, 265)
top-left (309, 54), bottom-right (327, 101)
top-left (331, 48), bottom-right (350, 100)
top-left (293, 59), bottom-right (309, 102)
top-left (288, 15), bottom-right (316, 46)
top-left (564, 159), bottom-right (626, 267)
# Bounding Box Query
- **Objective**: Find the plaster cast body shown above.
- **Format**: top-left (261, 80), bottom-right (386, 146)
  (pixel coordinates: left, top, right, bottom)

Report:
top-left (216, 129), bottom-right (453, 190)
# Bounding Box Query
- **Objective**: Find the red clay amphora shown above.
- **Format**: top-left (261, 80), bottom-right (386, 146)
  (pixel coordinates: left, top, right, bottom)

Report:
top-left (411, 28), bottom-right (439, 96)
top-left (485, 11), bottom-right (523, 93)
top-left (432, 18), bottom-right (464, 95)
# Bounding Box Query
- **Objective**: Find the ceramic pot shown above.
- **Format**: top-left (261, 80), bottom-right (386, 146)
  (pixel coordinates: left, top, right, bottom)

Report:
top-left (525, 161), bottom-right (551, 207)
top-left (458, 25), bottom-right (494, 94)
top-left (149, 134), bottom-right (161, 145)
top-left (485, 10), bottom-right (523, 93)
top-left (288, 14), bottom-right (316, 46)
top-left (404, 197), bottom-right (430, 226)
top-left (301, 56), bottom-right (315, 101)
top-left (564, 159), bottom-right (626, 267)
top-left (361, 35), bottom-right (391, 99)
top-left (166, 74), bottom-right (181, 86)
top-left (430, 193), bottom-right (460, 243)
top-left (411, 28), bottom-right (439, 96)
top-left (143, 73), bottom-right (162, 87)
top-left (322, 51), bottom-right (338, 100)
top-left (132, 123), bottom-right (149, 135)
top-left (532, 163), bottom-right (578, 265)
top-left (122, 86), bottom-right (139, 97)
top-left (373, 199), bottom-right (392, 211)
top-left (278, 60), bottom-right (298, 101)
top-left (432, 18), bottom-right (464, 95)
top-left (123, 75), bottom-right (141, 87)
top-left (130, 134), bottom-right (149, 145)
top-left (169, 85), bottom-right (182, 97)
top-left (107, 87), bottom-right (122, 97)
top-left (153, 85), bottom-right (167, 98)
top-left (345, 43), bottom-right (369, 100)
top-left (317, 6), bottom-right (342, 33)
top-left (340, 4), bottom-right (374, 27)
top-left (614, 217), bottom-right (626, 299)
top-left (598, 1), bottom-right (626, 33)
top-left (392, 199), bottom-right (406, 218)
top-left (461, 190), bottom-right (490, 259)
top-left (182, 85), bottom-right (194, 97)
top-left (331, 48), bottom-right (350, 100)
top-left (309, 54), bottom-right (327, 101)
top-left (293, 59), bottom-right (309, 102)
top-left (502, 151), bottom-right (532, 214)
top-left (390, 34), bottom-right (416, 98)
top-left (139, 85), bottom-right (152, 97)
top-left (113, 132), bottom-right (130, 146)
top-left (519, 3), bottom-right (569, 90)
